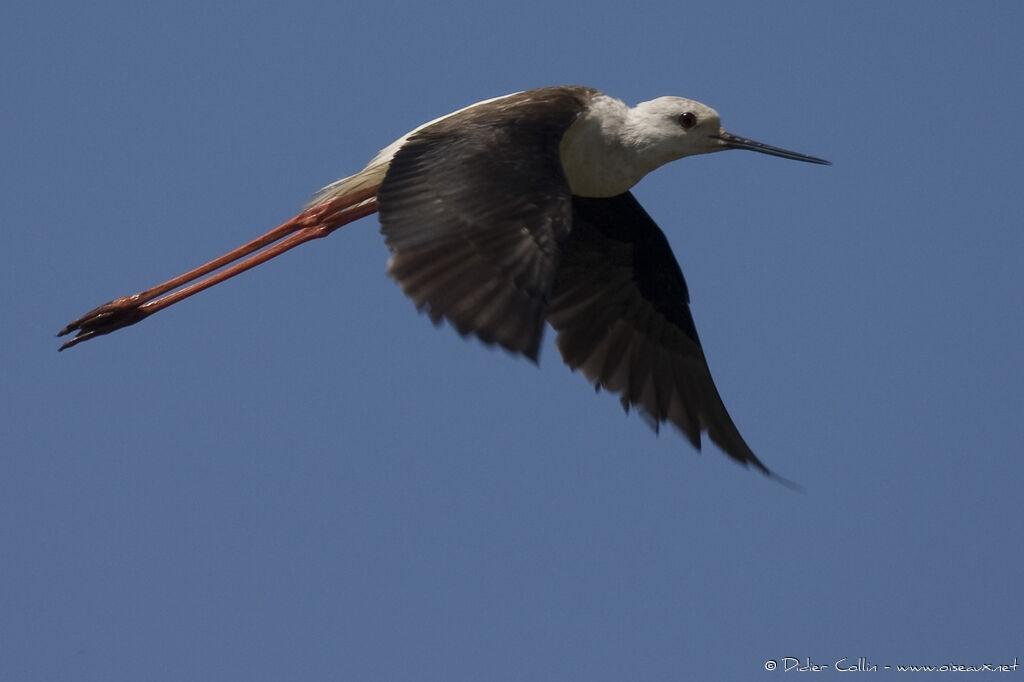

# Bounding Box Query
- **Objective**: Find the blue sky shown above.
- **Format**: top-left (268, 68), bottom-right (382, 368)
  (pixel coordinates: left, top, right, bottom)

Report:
top-left (3, 1), bottom-right (1022, 680)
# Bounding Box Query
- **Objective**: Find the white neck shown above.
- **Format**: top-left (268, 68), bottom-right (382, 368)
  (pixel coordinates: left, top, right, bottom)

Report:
top-left (558, 95), bottom-right (672, 198)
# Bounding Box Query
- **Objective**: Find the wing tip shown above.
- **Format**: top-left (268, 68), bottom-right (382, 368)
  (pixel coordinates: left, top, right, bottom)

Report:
top-left (742, 453), bottom-right (803, 491)
top-left (761, 465), bottom-right (804, 492)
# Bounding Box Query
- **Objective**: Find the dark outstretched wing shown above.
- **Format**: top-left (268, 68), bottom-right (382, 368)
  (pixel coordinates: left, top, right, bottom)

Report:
top-left (547, 192), bottom-right (771, 474)
top-left (378, 86), bottom-right (597, 361)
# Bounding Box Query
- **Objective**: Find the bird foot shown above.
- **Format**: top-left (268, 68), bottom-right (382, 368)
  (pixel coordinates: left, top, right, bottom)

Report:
top-left (57, 296), bottom-right (151, 351)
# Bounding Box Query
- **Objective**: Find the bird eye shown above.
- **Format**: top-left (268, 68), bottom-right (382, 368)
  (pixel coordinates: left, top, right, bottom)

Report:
top-left (677, 112), bottom-right (698, 130)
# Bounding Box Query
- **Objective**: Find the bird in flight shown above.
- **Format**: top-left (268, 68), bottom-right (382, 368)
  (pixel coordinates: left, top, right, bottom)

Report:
top-left (59, 86), bottom-right (829, 478)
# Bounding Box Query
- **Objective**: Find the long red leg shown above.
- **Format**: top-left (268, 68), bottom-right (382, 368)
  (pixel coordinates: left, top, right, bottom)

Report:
top-left (58, 185), bottom-right (380, 350)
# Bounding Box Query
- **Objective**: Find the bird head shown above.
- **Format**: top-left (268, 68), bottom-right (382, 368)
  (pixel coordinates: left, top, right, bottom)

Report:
top-left (630, 96), bottom-right (830, 167)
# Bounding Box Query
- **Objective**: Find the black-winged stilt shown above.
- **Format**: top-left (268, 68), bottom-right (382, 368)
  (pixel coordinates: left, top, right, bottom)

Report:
top-left (59, 85), bottom-right (829, 477)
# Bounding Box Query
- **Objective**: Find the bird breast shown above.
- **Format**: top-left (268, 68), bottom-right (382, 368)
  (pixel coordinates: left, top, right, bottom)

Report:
top-left (558, 94), bottom-right (653, 198)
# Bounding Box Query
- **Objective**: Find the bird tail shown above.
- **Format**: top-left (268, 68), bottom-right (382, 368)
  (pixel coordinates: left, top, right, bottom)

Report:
top-left (306, 146), bottom-right (396, 209)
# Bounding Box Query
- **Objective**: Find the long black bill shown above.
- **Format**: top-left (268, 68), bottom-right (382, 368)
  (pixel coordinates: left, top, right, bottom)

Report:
top-left (715, 130), bottom-right (831, 165)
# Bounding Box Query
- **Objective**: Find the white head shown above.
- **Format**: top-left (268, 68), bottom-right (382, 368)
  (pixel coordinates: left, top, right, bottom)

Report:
top-left (628, 95), bottom-right (831, 170)
top-left (560, 93), bottom-right (829, 197)
top-left (626, 97), bottom-right (725, 166)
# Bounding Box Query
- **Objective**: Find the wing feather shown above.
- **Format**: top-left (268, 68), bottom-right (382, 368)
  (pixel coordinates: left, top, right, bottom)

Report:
top-left (377, 87), bottom-right (597, 360)
top-left (548, 193), bottom-right (772, 473)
